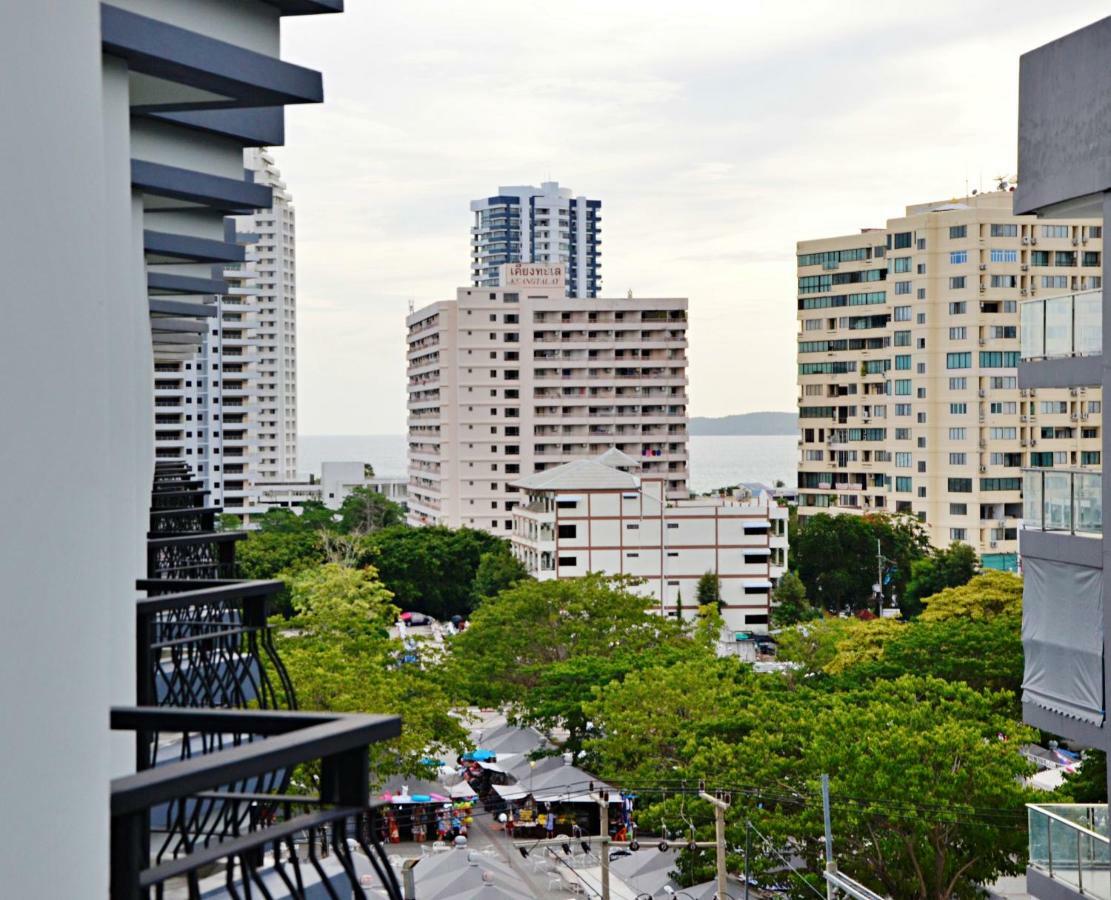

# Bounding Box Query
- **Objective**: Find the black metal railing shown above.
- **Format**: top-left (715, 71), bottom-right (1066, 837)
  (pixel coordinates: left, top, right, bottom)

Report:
top-left (135, 579), bottom-right (295, 718)
top-left (149, 506), bottom-right (219, 535)
top-left (147, 532), bottom-right (243, 579)
top-left (110, 707), bottom-right (403, 900)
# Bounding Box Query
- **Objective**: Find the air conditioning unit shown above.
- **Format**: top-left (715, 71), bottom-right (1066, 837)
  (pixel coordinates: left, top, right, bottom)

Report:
top-left (979, 263), bottom-right (988, 271)
top-left (1071, 413), bottom-right (1079, 421)
top-left (990, 540), bottom-right (998, 548)
top-left (1020, 389), bottom-right (1028, 397)
top-left (978, 337), bottom-right (986, 346)
top-left (979, 465), bottom-right (987, 473)
top-left (1070, 388), bottom-right (1078, 396)
top-left (1030, 388), bottom-right (1037, 397)
top-left (1031, 237), bottom-right (1038, 245)
top-left (1020, 289), bottom-right (1028, 296)
top-left (1082, 236), bottom-right (1089, 244)
top-left (1021, 439), bottom-right (1027, 447)
top-left (1022, 237), bottom-right (1030, 245)
top-left (998, 519), bottom-right (1007, 527)
top-left (1080, 386), bottom-right (1087, 394)
top-left (980, 440), bottom-right (988, 449)
top-left (1020, 415), bottom-right (1027, 422)
top-left (1031, 439), bottom-right (1038, 447)
top-left (979, 389), bottom-right (987, 398)
top-left (979, 285), bottom-right (986, 293)
top-left (1021, 264), bottom-right (1029, 271)
top-left (1073, 238), bottom-right (1080, 245)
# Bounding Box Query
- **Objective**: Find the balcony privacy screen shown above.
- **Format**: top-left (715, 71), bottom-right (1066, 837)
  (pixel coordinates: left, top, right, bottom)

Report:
top-left (1022, 556), bottom-right (1104, 724)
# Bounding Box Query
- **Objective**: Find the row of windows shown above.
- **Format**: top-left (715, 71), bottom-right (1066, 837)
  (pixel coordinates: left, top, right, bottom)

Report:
top-left (798, 269), bottom-right (886, 293)
top-left (798, 291), bottom-right (887, 310)
top-left (798, 247), bottom-right (872, 267)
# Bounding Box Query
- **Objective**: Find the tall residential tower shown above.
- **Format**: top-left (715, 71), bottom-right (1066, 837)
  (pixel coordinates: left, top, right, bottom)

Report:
top-left (470, 182), bottom-right (601, 297)
top-left (236, 148), bottom-right (299, 484)
top-left (796, 190), bottom-right (1102, 569)
top-left (407, 264), bottom-right (688, 533)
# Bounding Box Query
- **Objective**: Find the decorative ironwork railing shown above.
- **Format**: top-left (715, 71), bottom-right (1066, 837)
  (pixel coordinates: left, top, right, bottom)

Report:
top-left (110, 707), bottom-right (404, 900)
top-left (146, 532), bottom-right (243, 579)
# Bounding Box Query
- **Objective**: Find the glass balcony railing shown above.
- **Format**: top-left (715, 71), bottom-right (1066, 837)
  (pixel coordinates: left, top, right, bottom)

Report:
top-left (1029, 804), bottom-right (1111, 898)
top-left (1023, 468), bottom-right (1102, 534)
top-left (1020, 289), bottom-right (1102, 360)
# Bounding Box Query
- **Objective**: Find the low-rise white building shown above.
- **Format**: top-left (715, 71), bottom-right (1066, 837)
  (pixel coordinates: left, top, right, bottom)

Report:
top-left (253, 461), bottom-right (408, 514)
top-left (510, 449), bottom-right (788, 632)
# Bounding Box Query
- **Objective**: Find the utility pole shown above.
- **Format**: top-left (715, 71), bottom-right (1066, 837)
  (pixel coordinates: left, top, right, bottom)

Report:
top-left (875, 538), bottom-right (884, 618)
top-left (597, 789), bottom-right (611, 900)
top-left (699, 791), bottom-right (730, 900)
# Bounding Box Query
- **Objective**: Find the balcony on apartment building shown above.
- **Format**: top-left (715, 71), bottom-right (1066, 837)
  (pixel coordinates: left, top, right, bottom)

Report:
top-left (122, 462), bottom-right (404, 900)
top-left (1027, 804), bottom-right (1111, 900)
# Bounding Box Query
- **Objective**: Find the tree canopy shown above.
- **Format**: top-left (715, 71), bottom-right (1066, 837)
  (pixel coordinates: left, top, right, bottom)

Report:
top-left (583, 661), bottom-right (1035, 899)
top-left (336, 486), bottom-right (405, 535)
top-left (444, 574), bottom-right (702, 749)
top-left (770, 571), bottom-right (819, 627)
top-left (901, 542), bottom-right (979, 618)
top-left (919, 571), bottom-right (1022, 622)
top-left (793, 512), bottom-right (929, 613)
top-left (271, 563), bottom-right (468, 779)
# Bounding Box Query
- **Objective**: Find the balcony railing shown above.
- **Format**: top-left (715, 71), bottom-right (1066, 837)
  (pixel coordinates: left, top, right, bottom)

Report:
top-left (135, 579), bottom-right (295, 718)
top-left (1028, 803), bottom-right (1110, 898)
top-left (1023, 468), bottom-right (1102, 535)
top-left (1020, 290), bottom-right (1102, 360)
top-left (110, 707), bottom-right (403, 900)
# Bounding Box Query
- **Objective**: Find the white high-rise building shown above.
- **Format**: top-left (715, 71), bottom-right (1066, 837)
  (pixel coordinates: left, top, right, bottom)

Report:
top-left (406, 263), bottom-right (689, 534)
top-left (237, 149), bottom-right (298, 484)
top-left (471, 182), bottom-right (601, 298)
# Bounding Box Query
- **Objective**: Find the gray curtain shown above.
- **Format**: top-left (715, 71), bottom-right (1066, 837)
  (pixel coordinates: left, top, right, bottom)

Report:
top-left (1022, 556), bottom-right (1104, 724)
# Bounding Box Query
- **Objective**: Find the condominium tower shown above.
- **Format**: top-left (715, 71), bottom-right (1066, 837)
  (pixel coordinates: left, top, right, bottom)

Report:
top-left (470, 182), bottom-right (601, 297)
top-left (407, 263), bottom-right (688, 533)
top-left (797, 190), bottom-right (1102, 569)
top-left (236, 148), bottom-right (298, 483)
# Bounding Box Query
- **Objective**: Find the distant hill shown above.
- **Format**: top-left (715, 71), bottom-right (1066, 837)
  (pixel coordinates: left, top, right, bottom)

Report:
top-left (689, 411), bottom-right (798, 436)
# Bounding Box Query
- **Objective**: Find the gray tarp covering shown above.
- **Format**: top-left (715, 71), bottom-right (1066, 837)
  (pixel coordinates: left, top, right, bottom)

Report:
top-left (1022, 555), bottom-right (1104, 724)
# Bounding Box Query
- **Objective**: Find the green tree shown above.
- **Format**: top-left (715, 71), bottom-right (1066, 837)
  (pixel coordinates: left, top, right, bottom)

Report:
top-left (473, 546), bottom-right (529, 599)
top-left (794, 513), bottom-right (928, 613)
top-left (446, 574), bottom-right (696, 712)
top-left (236, 529), bottom-right (325, 582)
top-left (696, 571), bottom-right (721, 610)
top-left (1062, 750), bottom-right (1107, 803)
top-left (336, 486), bottom-right (404, 535)
top-left (901, 542), bottom-right (979, 618)
top-left (919, 571), bottom-right (1022, 622)
top-left (356, 525), bottom-right (507, 620)
top-left (585, 669), bottom-right (1036, 899)
top-left (770, 571), bottom-right (818, 626)
top-left (272, 563), bottom-right (468, 778)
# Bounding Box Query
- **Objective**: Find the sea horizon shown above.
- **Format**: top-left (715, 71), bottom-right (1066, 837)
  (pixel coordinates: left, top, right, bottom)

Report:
top-left (299, 433), bottom-right (799, 494)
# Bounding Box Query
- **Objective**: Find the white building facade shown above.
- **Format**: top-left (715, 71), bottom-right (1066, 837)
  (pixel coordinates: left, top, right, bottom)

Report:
top-left (255, 461), bottom-right (408, 512)
top-left (406, 264), bottom-right (689, 535)
top-left (471, 182), bottom-right (601, 297)
top-left (510, 451), bottom-right (788, 632)
top-left (236, 148), bottom-right (299, 484)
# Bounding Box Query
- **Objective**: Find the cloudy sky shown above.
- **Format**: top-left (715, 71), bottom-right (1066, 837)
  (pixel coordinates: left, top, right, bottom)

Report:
top-left (275, 0), bottom-right (1107, 435)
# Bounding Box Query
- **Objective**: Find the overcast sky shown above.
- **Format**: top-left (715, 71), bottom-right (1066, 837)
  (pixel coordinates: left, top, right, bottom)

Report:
top-left (275, 0), bottom-right (1107, 435)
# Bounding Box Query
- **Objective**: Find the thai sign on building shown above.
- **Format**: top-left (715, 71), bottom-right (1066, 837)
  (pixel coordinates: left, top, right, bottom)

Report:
top-left (501, 262), bottom-right (566, 288)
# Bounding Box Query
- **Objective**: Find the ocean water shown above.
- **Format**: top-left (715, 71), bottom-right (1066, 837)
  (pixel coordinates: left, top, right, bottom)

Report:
top-left (300, 433), bottom-right (798, 494)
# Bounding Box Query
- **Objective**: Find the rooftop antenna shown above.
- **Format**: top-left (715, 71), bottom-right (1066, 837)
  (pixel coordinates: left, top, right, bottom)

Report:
top-left (407, 298), bottom-right (414, 314)
top-left (627, 289), bottom-right (633, 299)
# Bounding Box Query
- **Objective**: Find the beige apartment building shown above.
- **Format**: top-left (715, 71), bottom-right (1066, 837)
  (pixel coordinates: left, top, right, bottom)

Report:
top-left (797, 190), bottom-right (1103, 570)
top-left (406, 263), bottom-right (688, 534)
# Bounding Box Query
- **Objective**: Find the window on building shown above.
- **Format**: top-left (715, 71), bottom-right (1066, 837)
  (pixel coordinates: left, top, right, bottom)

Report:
top-left (893, 306), bottom-right (911, 321)
top-left (948, 478), bottom-right (973, 493)
top-left (990, 249), bottom-right (1018, 263)
top-left (1041, 225), bottom-right (1069, 238)
top-left (557, 524), bottom-right (577, 539)
top-left (949, 276), bottom-right (966, 289)
top-left (950, 250), bottom-right (967, 264)
top-left (893, 257), bottom-right (912, 273)
top-left (949, 301), bottom-right (966, 314)
top-left (949, 327), bottom-right (967, 340)
top-left (990, 223), bottom-right (1018, 237)
top-left (558, 556), bottom-right (577, 566)
top-left (949, 452), bottom-right (967, 465)
top-left (949, 225), bottom-right (967, 239)
top-left (948, 427), bottom-right (966, 440)
top-left (948, 377), bottom-right (967, 390)
top-left (946, 352), bottom-right (971, 369)
top-left (895, 281), bottom-right (912, 295)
